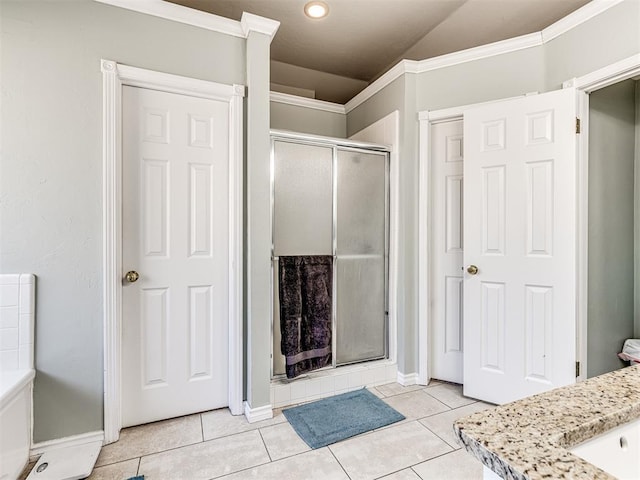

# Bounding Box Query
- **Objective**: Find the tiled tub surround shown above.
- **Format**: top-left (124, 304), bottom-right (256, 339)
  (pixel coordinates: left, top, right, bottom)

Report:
top-left (0, 274), bottom-right (36, 480)
top-left (454, 365), bottom-right (640, 480)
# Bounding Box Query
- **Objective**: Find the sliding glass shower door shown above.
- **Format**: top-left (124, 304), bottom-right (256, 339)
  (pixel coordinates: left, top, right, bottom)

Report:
top-left (335, 148), bottom-right (387, 365)
top-left (271, 134), bottom-right (389, 376)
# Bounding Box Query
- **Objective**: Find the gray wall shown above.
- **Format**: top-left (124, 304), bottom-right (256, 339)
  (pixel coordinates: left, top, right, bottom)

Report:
top-left (0, 0), bottom-right (245, 442)
top-left (544, 0), bottom-right (640, 91)
top-left (346, 0), bottom-right (640, 379)
top-left (587, 80), bottom-right (637, 378)
top-left (270, 102), bottom-right (346, 138)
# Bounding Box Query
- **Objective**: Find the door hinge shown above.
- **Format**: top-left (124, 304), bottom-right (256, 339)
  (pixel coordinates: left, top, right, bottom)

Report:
top-left (575, 117), bottom-right (581, 134)
top-left (576, 361), bottom-right (581, 377)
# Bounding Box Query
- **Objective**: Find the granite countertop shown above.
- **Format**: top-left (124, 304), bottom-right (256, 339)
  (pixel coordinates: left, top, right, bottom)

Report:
top-left (454, 364), bottom-right (640, 479)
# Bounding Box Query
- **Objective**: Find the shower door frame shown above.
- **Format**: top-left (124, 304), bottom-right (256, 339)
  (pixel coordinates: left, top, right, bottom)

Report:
top-left (270, 130), bottom-right (391, 378)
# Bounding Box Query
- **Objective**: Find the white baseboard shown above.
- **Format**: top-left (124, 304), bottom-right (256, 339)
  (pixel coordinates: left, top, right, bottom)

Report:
top-left (244, 401), bottom-right (273, 424)
top-left (30, 430), bottom-right (104, 459)
top-left (396, 372), bottom-right (419, 386)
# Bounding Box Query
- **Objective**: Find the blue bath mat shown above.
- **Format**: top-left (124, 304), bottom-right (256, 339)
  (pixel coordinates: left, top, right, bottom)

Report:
top-left (127, 476), bottom-right (144, 480)
top-left (283, 388), bottom-right (405, 449)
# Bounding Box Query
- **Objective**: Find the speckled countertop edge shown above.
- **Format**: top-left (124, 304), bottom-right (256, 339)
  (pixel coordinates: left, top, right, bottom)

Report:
top-left (454, 365), bottom-right (640, 480)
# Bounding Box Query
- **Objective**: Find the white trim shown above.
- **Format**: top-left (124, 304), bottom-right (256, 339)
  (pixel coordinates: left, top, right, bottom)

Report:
top-left (228, 87), bottom-right (245, 416)
top-left (415, 32), bottom-right (541, 76)
top-left (417, 114), bottom-right (432, 386)
top-left (346, 34), bottom-right (541, 113)
top-left (244, 402), bottom-right (274, 423)
top-left (563, 53), bottom-right (640, 381)
top-left (240, 12), bottom-right (280, 41)
top-left (346, 0), bottom-right (624, 114)
top-left (101, 59), bottom-right (122, 445)
top-left (541, 0), bottom-right (625, 43)
top-left (396, 372), bottom-right (419, 386)
top-left (270, 91), bottom-right (346, 114)
top-left (563, 54), bottom-right (640, 93)
top-left (345, 61), bottom-right (416, 113)
top-left (419, 95), bottom-right (528, 124)
top-left (102, 59), bottom-right (245, 443)
top-left (94, 0), bottom-right (245, 38)
top-left (575, 89), bottom-right (590, 382)
top-left (30, 431), bottom-right (105, 458)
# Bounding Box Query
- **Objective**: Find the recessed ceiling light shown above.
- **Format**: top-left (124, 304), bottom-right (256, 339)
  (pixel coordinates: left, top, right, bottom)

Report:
top-left (304, 1), bottom-right (329, 19)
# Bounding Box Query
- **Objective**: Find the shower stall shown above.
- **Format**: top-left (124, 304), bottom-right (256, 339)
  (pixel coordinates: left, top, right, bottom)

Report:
top-left (271, 130), bottom-right (390, 378)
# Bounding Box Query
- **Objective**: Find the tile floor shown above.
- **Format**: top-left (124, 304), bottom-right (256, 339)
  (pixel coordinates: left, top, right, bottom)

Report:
top-left (24, 381), bottom-right (495, 480)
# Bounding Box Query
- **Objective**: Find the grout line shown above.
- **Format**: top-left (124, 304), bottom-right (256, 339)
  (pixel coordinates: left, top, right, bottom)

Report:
top-left (200, 413), bottom-right (205, 442)
top-left (410, 465), bottom-right (424, 479)
top-left (416, 419), bottom-right (460, 450)
top-left (257, 428), bottom-right (273, 462)
top-left (327, 446), bottom-right (352, 479)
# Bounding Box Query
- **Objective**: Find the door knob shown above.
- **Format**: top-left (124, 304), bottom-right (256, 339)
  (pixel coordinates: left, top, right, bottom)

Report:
top-left (125, 270), bottom-right (140, 283)
top-left (466, 265), bottom-right (479, 275)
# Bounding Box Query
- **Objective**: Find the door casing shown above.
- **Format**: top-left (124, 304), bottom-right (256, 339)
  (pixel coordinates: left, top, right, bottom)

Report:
top-left (418, 53), bottom-right (640, 386)
top-left (101, 60), bottom-right (245, 444)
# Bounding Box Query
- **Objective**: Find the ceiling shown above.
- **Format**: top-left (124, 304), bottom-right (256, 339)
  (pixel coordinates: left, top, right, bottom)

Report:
top-left (167, 0), bottom-right (591, 103)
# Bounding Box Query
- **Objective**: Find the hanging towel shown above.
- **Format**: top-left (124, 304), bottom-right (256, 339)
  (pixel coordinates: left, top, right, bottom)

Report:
top-left (279, 255), bottom-right (333, 379)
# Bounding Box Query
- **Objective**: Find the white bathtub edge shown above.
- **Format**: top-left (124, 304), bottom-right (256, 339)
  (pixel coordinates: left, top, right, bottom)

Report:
top-left (30, 430), bottom-right (105, 459)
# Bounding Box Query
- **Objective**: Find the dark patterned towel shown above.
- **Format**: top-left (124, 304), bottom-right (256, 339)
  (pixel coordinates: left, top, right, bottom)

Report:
top-left (279, 256), bottom-right (333, 379)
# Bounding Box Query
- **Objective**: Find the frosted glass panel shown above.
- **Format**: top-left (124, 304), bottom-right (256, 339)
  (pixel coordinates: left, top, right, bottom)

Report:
top-left (336, 150), bottom-right (386, 255)
top-left (273, 141), bottom-right (333, 256)
top-left (336, 256), bottom-right (386, 364)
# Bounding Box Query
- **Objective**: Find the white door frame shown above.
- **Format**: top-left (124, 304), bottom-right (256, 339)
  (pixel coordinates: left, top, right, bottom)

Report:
top-left (563, 53), bottom-right (640, 380)
top-left (101, 60), bottom-right (245, 444)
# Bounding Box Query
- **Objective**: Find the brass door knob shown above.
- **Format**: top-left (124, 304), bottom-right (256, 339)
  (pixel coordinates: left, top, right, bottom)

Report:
top-left (125, 270), bottom-right (140, 283)
top-left (466, 265), bottom-right (479, 275)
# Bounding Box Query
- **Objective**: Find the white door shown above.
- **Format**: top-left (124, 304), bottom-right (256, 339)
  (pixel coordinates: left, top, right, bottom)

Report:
top-left (122, 86), bottom-right (230, 427)
top-left (430, 119), bottom-right (464, 383)
top-left (463, 88), bottom-right (576, 404)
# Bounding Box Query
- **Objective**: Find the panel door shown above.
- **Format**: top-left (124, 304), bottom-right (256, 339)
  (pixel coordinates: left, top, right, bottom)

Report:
top-left (122, 86), bottom-right (229, 427)
top-left (463, 88), bottom-right (576, 404)
top-left (431, 119), bottom-right (464, 383)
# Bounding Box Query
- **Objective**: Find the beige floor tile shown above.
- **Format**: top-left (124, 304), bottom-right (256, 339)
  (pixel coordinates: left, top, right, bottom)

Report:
top-left (218, 448), bottom-right (349, 480)
top-left (367, 386), bottom-right (386, 398)
top-left (201, 407), bottom-right (286, 441)
top-left (139, 430), bottom-right (269, 480)
top-left (423, 383), bottom-right (478, 409)
top-left (382, 390), bottom-right (450, 420)
top-left (377, 468), bottom-right (422, 479)
top-left (412, 449), bottom-right (484, 480)
top-left (260, 421), bottom-right (311, 461)
top-left (419, 402), bottom-right (494, 448)
top-left (86, 458), bottom-right (140, 480)
top-left (374, 382), bottom-right (424, 398)
top-left (329, 421), bottom-right (452, 480)
top-left (95, 414), bottom-right (203, 466)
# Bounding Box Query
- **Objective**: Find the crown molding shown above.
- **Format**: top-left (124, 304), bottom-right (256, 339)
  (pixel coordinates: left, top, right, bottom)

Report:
top-left (415, 32), bottom-right (542, 75)
top-left (270, 91), bottom-right (346, 114)
top-left (241, 12), bottom-right (280, 41)
top-left (95, 0), bottom-right (266, 39)
top-left (345, 32), bottom-right (541, 113)
top-left (541, 0), bottom-right (625, 43)
top-left (345, 60), bottom-right (419, 113)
